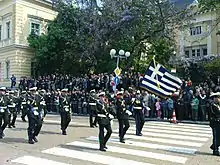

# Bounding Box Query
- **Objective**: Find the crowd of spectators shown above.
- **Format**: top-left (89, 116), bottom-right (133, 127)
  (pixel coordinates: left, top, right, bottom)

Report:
top-left (15, 73), bottom-right (220, 121)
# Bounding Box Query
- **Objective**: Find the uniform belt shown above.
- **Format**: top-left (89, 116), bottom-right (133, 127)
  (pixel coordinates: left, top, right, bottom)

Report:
top-left (0, 107), bottom-right (6, 113)
top-left (63, 106), bottom-right (69, 108)
top-left (40, 101), bottom-right (46, 105)
top-left (32, 107), bottom-right (38, 110)
top-left (8, 104), bottom-right (16, 108)
top-left (133, 107), bottom-right (142, 109)
top-left (97, 114), bottom-right (107, 118)
top-left (22, 102), bottom-right (26, 105)
top-left (89, 103), bottom-right (96, 106)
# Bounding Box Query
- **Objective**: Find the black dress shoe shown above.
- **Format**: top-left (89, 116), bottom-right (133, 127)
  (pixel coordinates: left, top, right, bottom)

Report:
top-left (213, 151), bottom-right (219, 156)
top-left (210, 144), bottom-right (214, 150)
top-left (104, 146), bottom-right (108, 149)
top-left (99, 148), bottom-right (106, 152)
top-left (120, 138), bottom-right (125, 143)
top-left (12, 125), bottom-right (16, 128)
top-left (28, 140), bottom-right (35, 144)
top-left (21, 117), bottom-right (26, 122)
top-left (136, 133), bottom-right (142, 136)
top-left (8, 125), bottom-right (12, 128)
top-left (33, 137), bottom-right (38, 142)
top-left (62, 130), bottom-right (67, 135)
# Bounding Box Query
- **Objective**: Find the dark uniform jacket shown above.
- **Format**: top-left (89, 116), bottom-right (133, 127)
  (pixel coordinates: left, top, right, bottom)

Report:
top-left (210, 102), bottom-right (220, 127)
top-left (116, 98), bottom-right (129, 120)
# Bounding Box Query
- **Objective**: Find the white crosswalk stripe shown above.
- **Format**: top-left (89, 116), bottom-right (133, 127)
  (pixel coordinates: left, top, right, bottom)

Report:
top-left (141, 125), bottom-right (211, 134)
top-left (128, 127), bottom-right (211, 137)
top-left (11, 121), bottom-right (211, 165)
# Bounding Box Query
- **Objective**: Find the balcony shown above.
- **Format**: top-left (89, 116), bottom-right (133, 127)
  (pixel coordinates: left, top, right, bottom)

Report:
top-left (0, 38), bottom-right (12, 48)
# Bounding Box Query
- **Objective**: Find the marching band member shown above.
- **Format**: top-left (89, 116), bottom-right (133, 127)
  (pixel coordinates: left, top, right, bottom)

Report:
top-left (96, 91), bottom-right (114, 152)
top-left (20, 91), bottom-right (28, 122)
top-left (7, 91), bottom-right (17, 128)
top-left (116, 91), bottom-right (131, 143)
top-left (132, 90), bottom-right (145, 136)
top-left (26, 87), bottom-right (43, 144)
top-left (59, 88), bottom-right (71, 135)
top-left (209, 92), bottom-right (220, 156)
top-left (88, 89), bottom-right (98, 127)
top-left (39, 89), bottom-right (47, 122)
top-left (0, 87), bottom-right (9, 139)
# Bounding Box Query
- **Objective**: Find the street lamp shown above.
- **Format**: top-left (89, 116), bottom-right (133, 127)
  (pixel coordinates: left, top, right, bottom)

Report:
top-left (110, 49), bottom-right (131, 67)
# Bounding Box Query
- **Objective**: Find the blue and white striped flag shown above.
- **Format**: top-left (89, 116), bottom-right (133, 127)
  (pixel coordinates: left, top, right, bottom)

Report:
top-left (140, 58), bottom-right (182, 98)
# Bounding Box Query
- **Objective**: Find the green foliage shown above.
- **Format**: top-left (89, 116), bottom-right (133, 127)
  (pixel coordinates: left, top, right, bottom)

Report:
top-left (203, 58), bottom-right (220, 76)
top-left (198, 0), bottom-right (220, 10)
top-left (28, 0), bottom-right (184, 75)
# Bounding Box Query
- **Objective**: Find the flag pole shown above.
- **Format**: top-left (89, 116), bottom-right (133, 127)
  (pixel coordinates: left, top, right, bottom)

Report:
top-left (152, 56), bottom-right (160, 88)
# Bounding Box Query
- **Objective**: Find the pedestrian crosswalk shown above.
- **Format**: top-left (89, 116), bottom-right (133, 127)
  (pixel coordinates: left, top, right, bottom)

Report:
top-left (11, 121), bottom-right (212, 165)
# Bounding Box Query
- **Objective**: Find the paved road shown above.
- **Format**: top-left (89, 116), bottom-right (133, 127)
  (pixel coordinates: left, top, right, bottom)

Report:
top-left (0, 115), bottom-right (219, 165)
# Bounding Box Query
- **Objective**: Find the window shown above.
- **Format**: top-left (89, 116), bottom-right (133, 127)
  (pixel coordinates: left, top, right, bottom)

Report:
top-left (0, 25), bottom-right (2, 41)
top-left (6, 22), bottom-right (10, 38)
top-left (190, 26), bottom-right (202, 35)
top-left (185, 50), bottom-right (189, 58)
top-left (31, 23), bottom-right (40, 35)
top-left (203, 48), bottom-right (207, 56)
top-left (192, 50), bottom-right (196, 56)
top-left (6, 61), bottom-right (10, 79)
top-left (196, 49), bottom-right (200, 56)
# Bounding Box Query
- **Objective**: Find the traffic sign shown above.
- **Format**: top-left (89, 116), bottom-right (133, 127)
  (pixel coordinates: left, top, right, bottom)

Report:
top-left (114, 67), bottom-right (121, 76)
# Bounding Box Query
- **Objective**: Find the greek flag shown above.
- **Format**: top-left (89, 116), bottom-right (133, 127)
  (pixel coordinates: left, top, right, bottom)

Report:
top-left (140, 58), bottom-right (182, 98)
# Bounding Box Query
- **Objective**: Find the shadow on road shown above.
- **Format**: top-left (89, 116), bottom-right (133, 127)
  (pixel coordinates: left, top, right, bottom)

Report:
top-left (17, 120), bottom-right (89, 128)
top-left (0, 137), bottom-right (27, 144)
top-left (9, 127), bottom-right (61, 135)
top-left (59, 144), bottom-right (98, 152)
top-left (43, 122), bottom-right (89, 128)
top-left (195, 151), bottom-right (213, 156)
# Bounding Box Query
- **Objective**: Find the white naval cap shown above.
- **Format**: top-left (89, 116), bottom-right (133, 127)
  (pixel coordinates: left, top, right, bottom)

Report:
top-left (21, 91), bottom-right (26, 94)
top-left (0, 87), bottom-right (6, 91)
top-left (98, 92), bottom-right (105, 97)
top-left (40, 89), bottom-right (46, 92)
top-left (9, 90), bottom-right (15, 94)
top-left (210, 92), bottom-right (220, 98)
top-left (29, 87), bottom-right (37, 91)
top-left (90, 89), bottom-right (96, 93)
top-left (61, 88), bottom-right (68, 92)
top-left (117, 91), bottom-right (123, 95)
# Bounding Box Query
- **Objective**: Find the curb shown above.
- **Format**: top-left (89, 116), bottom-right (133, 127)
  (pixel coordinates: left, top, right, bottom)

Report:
top-left (44, 112), bottom-right (209, 126)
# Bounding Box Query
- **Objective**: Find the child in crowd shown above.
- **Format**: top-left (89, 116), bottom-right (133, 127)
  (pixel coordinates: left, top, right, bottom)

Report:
top-left (155, 98), bottom-right (161, 119)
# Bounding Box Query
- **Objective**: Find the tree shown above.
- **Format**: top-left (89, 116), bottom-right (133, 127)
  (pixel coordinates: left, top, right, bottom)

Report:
top-left (198, 0), bottom-right (220, 11)
top-left (203, 58), bottom-right (220, 77)
top-left (28, 0), bottom-right (186, 75)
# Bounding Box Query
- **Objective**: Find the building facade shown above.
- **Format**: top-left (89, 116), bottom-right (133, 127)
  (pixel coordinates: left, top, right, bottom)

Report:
top-left (0, 0), bottom-right (57, 86)
top-left (176, 1), bottom-right (220, 60)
